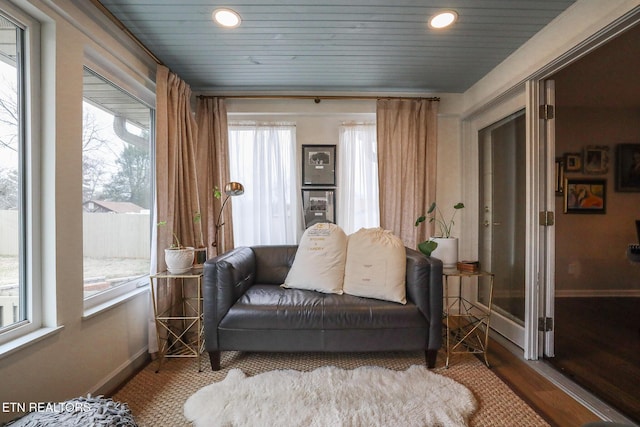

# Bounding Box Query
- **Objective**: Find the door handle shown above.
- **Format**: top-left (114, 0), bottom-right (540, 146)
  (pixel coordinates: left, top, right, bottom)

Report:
top-left (483, 221), bottom-right (501, 227)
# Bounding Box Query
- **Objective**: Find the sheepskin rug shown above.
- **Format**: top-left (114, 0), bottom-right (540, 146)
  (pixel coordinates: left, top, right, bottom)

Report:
top-left (184, 365), bottom-right (477, 427)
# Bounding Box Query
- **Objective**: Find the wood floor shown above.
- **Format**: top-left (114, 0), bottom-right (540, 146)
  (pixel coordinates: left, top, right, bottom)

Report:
top-left (547, 297), bottom-right (640, 424)
top-left (486, 338), bottom-right (601, 427)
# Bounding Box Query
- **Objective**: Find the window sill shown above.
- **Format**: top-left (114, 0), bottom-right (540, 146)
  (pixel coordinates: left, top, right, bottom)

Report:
top-left (0, 326), bottom-right (65, 360)
top-left (82, 285), bottom-right (149, 320)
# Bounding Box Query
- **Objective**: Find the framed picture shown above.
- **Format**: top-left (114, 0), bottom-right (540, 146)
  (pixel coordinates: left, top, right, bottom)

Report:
top-left (615, 143), bottom-right (640, 192)
top-left (583, 145), bottom-right (609, 174)
top-left (302, 145), bottom-right (336, 186)
top-left (302, 189), bottom-right (335, 228)
top-left (564, 153), bottom-right (582, 172)
top-left (555, 157), bottom-right (564, 195)
top-left (564, 178), bottom-right (606, 214)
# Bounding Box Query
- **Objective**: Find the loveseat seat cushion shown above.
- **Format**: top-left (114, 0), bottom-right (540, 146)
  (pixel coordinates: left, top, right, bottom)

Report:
top-left (218, 284), bottom-right (427, 331)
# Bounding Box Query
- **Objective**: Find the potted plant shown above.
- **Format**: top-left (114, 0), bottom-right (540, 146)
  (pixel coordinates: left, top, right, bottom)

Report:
top-left (158, 221), bottom-right (194, 274)
top-left (415, 202), bottom-right (464, 267)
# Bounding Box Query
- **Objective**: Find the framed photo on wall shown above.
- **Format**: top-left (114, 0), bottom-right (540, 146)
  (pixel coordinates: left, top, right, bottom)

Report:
top-left (615, 143), bottom-right (640, 192)
top-left (583, 145), bottom-right (609, 175)
top-left (564, 178), bottom-right (606, 214)
top-left (564, 152), bottom-right (582, 172)
top-left (302, 145), bottom-right (336, 186)
top-left (555, 157), bottom-right (564, 195)
top-left (302, 189), bottom-right (335, 228)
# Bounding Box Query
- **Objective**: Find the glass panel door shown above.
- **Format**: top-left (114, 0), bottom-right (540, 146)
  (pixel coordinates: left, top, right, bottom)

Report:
top-left (478, 110), bottom-right (527, 345)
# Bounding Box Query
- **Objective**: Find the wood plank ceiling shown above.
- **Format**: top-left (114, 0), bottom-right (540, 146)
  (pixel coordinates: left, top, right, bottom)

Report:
top-left (96, 0), bottom-right (577, 93)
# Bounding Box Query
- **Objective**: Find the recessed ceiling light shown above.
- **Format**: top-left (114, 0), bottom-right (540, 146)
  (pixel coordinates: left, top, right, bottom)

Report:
top-left (429, 11), bottom-right (458, 29)
top-left (213, 8), bottom-right (241, 28)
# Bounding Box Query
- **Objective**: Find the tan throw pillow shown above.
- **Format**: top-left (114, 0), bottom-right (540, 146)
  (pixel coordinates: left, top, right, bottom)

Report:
top-left (282, 223), bottom-right (347, 294)
top-left (343, 228), bottom-right (407, 304)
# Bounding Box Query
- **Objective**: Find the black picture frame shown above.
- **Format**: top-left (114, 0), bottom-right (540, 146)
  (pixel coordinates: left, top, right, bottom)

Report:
top-left (564, 178), bottom-right (606, 214)
top-left (555, 157), bottom-right (564, 195)
top-left (615, 143), bottom-right (640, 192)
top-left (302, 188), bottom-right (335, 228)
top-left (302, 145), bottom-right (336, 186)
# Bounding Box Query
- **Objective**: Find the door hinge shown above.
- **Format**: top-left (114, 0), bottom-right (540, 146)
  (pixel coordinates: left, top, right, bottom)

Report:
top-left (538, 317), bottom-right (554, 332)
top-left (539, 211), bottom-right (555, 226)
top-left (540, 104), bottom-right (555, 120)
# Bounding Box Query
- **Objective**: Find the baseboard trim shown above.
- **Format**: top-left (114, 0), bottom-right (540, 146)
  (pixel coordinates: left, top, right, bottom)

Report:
top-left (555, 289), bottom-right (640, 298)
top-left (90, 346), bottom-right (150, 397)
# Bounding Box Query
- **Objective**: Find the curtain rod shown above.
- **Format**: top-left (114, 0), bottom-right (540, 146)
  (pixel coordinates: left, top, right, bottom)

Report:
top-left (197, 95), bottom-right (440, 102)
top-left (91, 0), bottom-right (163, 65)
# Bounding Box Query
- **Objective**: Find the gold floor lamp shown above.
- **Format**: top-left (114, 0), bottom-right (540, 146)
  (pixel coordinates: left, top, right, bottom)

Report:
top-left (212, 182), bottom-right (244, 255)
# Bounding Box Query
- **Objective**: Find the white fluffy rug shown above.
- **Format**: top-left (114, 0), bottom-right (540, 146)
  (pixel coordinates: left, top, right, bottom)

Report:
top-left (184, 365), bottom-right (477, 427)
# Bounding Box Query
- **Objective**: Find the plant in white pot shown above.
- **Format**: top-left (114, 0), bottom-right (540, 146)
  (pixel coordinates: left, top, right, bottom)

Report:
top-left (415, 202), bottom-right (465, 268)
top-left (158, 221), bottom-right (194, 274)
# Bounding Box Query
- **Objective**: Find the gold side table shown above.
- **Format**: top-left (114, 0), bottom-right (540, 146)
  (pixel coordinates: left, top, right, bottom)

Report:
top-left (150, 269), bottom-right (204, 372)
top-left (443, 268), bottom-right (494, 368)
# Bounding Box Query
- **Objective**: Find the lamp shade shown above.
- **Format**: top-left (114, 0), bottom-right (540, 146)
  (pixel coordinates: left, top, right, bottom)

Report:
top-left (224, 182), bottom-right (244, 196)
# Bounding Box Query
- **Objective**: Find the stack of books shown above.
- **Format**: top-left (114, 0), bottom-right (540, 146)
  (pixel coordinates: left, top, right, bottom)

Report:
top-left (457, 261), bottom-right (480, 272)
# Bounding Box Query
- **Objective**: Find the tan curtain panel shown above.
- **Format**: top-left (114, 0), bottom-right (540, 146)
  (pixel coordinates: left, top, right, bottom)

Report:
top-left (376, 98), bottom-right (439, 249)
top-left (195, 97), bottom-right (234, 256)
top-left (155, 65), bottom-right (201, 271)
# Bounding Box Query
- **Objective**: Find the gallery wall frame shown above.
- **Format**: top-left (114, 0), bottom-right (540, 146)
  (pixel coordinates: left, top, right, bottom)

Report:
top-left (555, 157), bottom-right (564, 195)
top-left (302, 145), bottom-right (336, 186)
top-left (583, 145), bottom-right (609, 175)
top-left (564, 178), bottom-right (606, 214)
top-left (564, 152), bottom-right (582, 172)
top-left (615, 143), bottom-right (640, 192)
top-left (302, 188), bottom-right (336, 228)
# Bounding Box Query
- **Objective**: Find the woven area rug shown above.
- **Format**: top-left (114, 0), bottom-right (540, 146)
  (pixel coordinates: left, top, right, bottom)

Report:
top-left (113, 351), bottom-right (550, 427)
top-left (184, 365), bottom-right (477, 427)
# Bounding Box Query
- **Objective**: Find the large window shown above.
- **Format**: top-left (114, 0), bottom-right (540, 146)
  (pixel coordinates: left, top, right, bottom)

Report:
top-left (337, 123), bottom-right (380, 234)
top-left (0, 14), bottom-right (25, 333)
top-left (82, 67), bottom-right (153, 304)
top-left (228, 122), bottom-right (297, 246)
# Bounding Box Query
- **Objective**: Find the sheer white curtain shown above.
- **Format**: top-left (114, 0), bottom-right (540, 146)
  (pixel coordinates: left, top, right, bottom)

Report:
top-left (228, 122), bottom-right (297, 246)
top-left (337, 122), bottom-right (380, 234)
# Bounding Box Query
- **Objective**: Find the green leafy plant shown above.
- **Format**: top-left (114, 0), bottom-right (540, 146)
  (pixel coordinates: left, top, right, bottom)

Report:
top-left (213, 185), bottom-right (222, 200)
top-left (415, 202), bottom-right (465, 256)
top-left (157, 221), bottom-right (183, 249)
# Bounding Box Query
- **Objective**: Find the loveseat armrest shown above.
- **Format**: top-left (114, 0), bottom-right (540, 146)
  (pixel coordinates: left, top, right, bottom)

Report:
top-left (405, 248), bottom-right (443, 351)
top-left (203, 247), bottom-right (256, 351)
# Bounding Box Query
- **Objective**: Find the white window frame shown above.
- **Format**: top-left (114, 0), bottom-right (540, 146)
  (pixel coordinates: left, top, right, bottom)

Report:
top-left (0, 4), bottom-right (49, 352)
top-left (81, 55), bottom-right (155, 316)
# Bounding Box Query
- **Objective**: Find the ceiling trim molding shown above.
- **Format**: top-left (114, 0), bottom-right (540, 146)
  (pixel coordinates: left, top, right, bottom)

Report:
top-left (89, 0), bottom-right (162, 66)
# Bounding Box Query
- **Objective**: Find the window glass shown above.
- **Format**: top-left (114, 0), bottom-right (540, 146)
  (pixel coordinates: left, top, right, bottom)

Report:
top-left (0, 15), bottom-right (25, 331)
top-left (82, 68), bottom-right (152, 300)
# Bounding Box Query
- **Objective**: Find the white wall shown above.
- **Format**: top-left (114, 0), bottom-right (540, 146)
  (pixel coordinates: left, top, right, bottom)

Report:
top-left (0, 1), bottom-right (156, 422)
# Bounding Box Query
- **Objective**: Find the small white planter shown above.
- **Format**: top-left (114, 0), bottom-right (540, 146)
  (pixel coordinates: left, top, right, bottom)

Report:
top-left (164, 247), bottom-right (195, 274)
top-left (430, 237), bottom-right (458, 268)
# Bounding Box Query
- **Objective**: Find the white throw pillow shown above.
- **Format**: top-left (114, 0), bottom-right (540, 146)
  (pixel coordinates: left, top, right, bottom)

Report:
top-left (282, 223), bottom-right (347, 294)
top-left (343, 228), bottom-right (407, 304)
